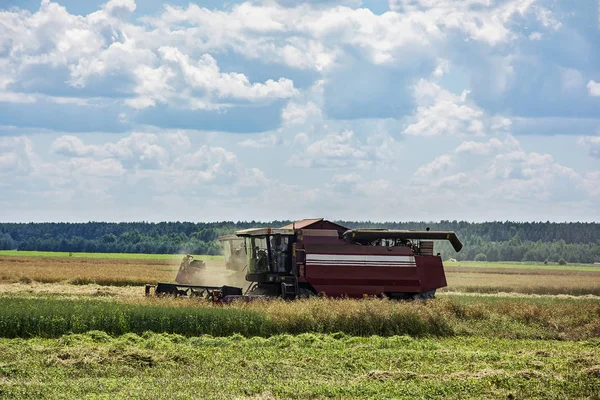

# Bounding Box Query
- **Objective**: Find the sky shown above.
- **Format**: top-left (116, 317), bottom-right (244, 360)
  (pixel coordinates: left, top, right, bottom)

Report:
top-left (0, 0), bottom-right (599, 223)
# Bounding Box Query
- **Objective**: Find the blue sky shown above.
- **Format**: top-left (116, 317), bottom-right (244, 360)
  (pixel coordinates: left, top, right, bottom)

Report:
top-left (0, 0), bottom-right (599, 223)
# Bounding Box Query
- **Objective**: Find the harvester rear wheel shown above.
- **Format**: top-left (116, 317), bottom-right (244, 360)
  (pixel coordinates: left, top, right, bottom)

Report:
top-left (411, 290), bottom-right (436, 301)
top-left (385, 290), bottom-right (436, 301)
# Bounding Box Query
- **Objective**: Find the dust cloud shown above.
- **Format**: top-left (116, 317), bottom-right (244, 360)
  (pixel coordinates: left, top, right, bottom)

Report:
top-left (171, 254), bottom-right (250, 292)
top-left (192, 265), bottom-right (249, 290)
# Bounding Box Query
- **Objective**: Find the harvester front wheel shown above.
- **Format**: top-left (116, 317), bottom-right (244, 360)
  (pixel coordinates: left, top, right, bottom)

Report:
top-left (296, 286), bottom-right (316, 299)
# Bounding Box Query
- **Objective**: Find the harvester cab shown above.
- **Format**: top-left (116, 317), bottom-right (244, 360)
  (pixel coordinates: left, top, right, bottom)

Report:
top-left (236, 227), bottom-right (297, 298)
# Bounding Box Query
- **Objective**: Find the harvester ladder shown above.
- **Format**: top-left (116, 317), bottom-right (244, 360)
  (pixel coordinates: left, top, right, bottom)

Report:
top-left (281, 279), bottom-right (298, 299)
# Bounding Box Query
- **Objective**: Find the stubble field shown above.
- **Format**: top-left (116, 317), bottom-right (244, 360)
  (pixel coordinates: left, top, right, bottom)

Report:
top-left (1, 252), bottom-right (599, 398)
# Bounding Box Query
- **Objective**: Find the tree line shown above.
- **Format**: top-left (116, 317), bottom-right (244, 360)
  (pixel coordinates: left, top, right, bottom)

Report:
top-left (0, 221), bottom-right (599, 263)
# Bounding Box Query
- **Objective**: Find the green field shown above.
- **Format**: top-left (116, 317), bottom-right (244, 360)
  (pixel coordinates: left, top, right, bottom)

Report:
top-left (2, 251), bottom-right (600, 398)
top-left (0, 250), bottom-right (224, 261)
top-left (1, 332), bottom-right (598, 399)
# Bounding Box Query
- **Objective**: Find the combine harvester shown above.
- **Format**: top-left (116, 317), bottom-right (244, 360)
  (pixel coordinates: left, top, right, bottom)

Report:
top-left (145, 219), bottom-right (463, 302)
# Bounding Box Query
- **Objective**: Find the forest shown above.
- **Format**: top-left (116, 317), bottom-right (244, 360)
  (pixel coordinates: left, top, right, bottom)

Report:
top-left (0, 220), bottom-right (599, 263)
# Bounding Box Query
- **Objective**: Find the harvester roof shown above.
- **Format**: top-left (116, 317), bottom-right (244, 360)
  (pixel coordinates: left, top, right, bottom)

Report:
top-left (280, 218), bottom-right (348, 232)
top-left (235, 227), bottom-right (295, 237)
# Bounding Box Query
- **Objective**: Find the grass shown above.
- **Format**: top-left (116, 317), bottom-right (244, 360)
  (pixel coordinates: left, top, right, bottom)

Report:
top-left (1, 295), bottom-right (599, 340)
top-left (0, 250), bottom-right (224, 261)
top-left (1, 332), bottom-right (599, 399)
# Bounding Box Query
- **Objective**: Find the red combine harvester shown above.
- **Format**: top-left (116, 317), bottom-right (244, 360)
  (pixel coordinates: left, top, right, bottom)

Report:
top-left (145, 219), bottom-right (462, 301)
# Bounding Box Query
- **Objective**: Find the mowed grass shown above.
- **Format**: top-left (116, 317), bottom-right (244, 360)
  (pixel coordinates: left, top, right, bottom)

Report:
top-left (1, 332), bottom-right (599, 399)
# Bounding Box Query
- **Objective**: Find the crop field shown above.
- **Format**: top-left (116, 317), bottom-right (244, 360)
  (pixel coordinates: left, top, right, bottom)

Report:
top-left (1, 252), bottom-right (600, 398)
top-left (0, 254), bottom-right (223, 287)
top-left (0, 250), bottom-right (224, 260)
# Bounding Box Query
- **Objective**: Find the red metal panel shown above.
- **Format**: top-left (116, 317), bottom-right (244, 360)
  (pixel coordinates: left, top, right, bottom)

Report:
top-left (294, 229), bottom-right (448, 297)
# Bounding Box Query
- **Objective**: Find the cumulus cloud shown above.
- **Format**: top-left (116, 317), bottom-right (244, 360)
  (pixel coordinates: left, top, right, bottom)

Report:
top-left (51, 133), bottom-right (168, 168)
top-left (287, 130), bottom-right (370, 168)
top-left (414, 155), bottom-right (453, 178)
top-left (0, 137), bottom-right (38, 175)
top-left (239, 134), bottom-right (281, 148)
top-left (578, 136), bottom-right (600, 159)
top-left (45, 131), bottom-right (272, 200)
top-left (160, 47), bottom-right (296, 100)
top-left (456, 136), bottom-right (519, 155)
top-left (410, 134), bottom-right (586, 203)
top-left (588, 81), bottom-right (600, 97)
top-left (281, 101), bottom-right (322, 125)
top-left (404, 80), bottom-right (485, 136)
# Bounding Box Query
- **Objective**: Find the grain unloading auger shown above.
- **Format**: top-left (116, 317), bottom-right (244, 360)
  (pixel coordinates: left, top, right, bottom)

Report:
top-left (145, 219), bottom-right (463, 302)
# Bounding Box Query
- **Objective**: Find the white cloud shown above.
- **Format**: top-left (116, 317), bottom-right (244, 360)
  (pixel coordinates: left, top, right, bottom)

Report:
top-left (239, 134), bottom-right (281, 149)
top-left (159, 47), bottom-right (297, 101)
top-left (0, 137), bottom-right (38, 175)
top-left (281, 101), bottom-right (322, 125)
top-left (293, 132), bottom-right (310, 145)
top-left (582, 171), bottom-right (600, 197)
top-left (332, 172), bottom-right (362, 184)
top-left (51, 132), bottom-right (168, 168)
top-left (456, 135), bottom-right (519, 155)
top-left (433, 59), bottom-right (449, 77)
top-left (414, 154), bottom-right (453, 178)
top-left (528, 32), bottom-right (543, 40)
top-left (561, 68), bottom-right (584, 91)
top-left (38, 131), bottom-right (274, 203)
top-left (103, 0), bottom-right (136, 16)
top-left (288, 130), bottom-right (370, 168)
top-left (163, 132), bottom-right (192, 151)
top-left (50, 135), bottom-right (93, 157)
top-left (404, 80), bottom-right (485, 136)
top-left (389, 0), bottom-right (546, 45)
top-left (578, 136), bottom-right (600, 159)
top-left (410, 135), bottom-right (587, 202)
top-left (587, 80), bottom-right (600, 97)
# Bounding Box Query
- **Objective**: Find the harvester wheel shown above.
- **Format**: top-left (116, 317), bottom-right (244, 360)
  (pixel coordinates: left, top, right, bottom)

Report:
top-left (296, 287), bottom-right (316, 299)
top-left (412, 290), bottom-right (436, 301)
